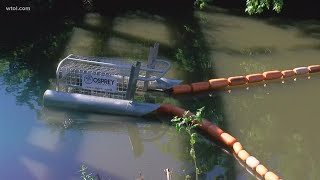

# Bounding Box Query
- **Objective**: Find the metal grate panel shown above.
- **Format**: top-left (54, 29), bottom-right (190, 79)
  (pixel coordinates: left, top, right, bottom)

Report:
top-left (55, 54), bottom-right (170, 100)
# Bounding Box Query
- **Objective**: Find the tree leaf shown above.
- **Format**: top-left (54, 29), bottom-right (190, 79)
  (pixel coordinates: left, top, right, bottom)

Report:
top-left (190, 148), bottom-right (196, 159)
top-left (183, 110), bottom-right (190, 117)
top-left (190, 138), bottom-right (195, 145)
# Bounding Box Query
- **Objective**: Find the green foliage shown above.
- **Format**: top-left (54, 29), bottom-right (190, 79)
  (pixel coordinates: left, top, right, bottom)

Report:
top-left (0, 59), bottom-right (9, 75)
top-left (171, 107), bottom-right (204, 133)
top-left (171, 107), bottom-right (205, 180)
top-left (194, 0), bottom-right (207, 10)
top-left (245, 0), bottom-right (284, 14)
top-left (194, 0), bottom-right (214, 10)
top-left (79, 163), bottom-right (97, 180)
top-left (174, 28), bottom-right (210, 73)
top-left (185, 174), bottom-right (192, 180)
top-left (184, 25), bottom-right (195, 33)
top-left (133, 95), bottom-right (145, 102)
top-left (175, 48), bottom-right (192, 72)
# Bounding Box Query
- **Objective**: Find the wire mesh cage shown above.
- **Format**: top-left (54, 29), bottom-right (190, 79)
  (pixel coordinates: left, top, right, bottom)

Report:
top-left (55, 52), bottom-right (171, 100)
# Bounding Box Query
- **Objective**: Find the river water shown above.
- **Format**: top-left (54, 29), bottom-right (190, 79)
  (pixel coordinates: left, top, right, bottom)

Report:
top-left (1, 5), bottom-right (320, 180)
top-left (197, 6), bottom-right (320, 180)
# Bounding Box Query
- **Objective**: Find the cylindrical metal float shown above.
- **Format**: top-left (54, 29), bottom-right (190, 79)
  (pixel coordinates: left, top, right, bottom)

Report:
top-left (43, 90), bottom-right (160, 117)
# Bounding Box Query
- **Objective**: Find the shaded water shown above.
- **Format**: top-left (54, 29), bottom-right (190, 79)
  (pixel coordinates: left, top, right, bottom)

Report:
top-left (1, 5), bottom-right (320, 180)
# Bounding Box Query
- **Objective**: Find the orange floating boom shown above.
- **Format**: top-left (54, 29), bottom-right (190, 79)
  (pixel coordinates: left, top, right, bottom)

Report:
top-left (263, 70), bottom-right (282, 80)
top-left (281, 70), bottom-right (295, 78)
top-left (228, 76), bottom-right (248, 86)
top-left (246, 74), bottom-right (265, 83)
top-left (191, 82), bottom-right (210, 92)
top-left (308, 65), bottom-right (320, 73)
top-left (170, 64), bottom-right (320, 95)
top-left (157, 103), bottom-right (281, 180)
top-left (209, 78), bottom-right (229, 89)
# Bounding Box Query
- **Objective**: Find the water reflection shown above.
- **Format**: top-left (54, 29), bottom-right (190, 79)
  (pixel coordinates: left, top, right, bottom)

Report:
top-left (0, 56), bottom-right (42, 109)
top-left (113, 13), bottom-right (172, 46)
top-left (21, 156), bottom-right (50, 180)
top-left (27, 127), bottom-right (60, 153)
top-left (40, 107), bottom-right (192, 179)
top-left (41, 107), bottom-right (170, 149)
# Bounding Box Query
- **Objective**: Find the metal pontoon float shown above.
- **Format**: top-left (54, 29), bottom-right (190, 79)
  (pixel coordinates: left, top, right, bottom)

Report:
top-left (43, 43), bottom-right (181, 116)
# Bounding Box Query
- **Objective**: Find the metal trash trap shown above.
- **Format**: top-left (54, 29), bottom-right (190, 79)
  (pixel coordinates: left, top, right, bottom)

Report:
top-left (55, 43), bottom-right (171, 100)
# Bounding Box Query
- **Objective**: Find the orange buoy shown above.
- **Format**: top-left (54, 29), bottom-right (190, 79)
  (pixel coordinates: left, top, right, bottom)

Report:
top-left (256, 164), bottom-right (268, 177)
top-left (246, 74), bottom-right (265, 83)
top-left (191, 82), bottom-right (210, 93)
top-left (157, 103), bottom-right (282, 179)
top-left (157, 104), bottom-right (174, 114)
top-left (264, 171), bottom-right (280, 180)
top-left (220, 133), bottom-right (237, 147)
top-left (199, 119), bottom-right (212, 131)
top-left (308, 65), bottom-right (320, 73)
top-left (170, 106), bottom-right (187, 117)
top-left (293, 67), bottom-right (309, 75)
top-left (246, 156), bottom-right (260, 169)
top-left (233, 142), bottom-right (243, 154)
top-left (208, 78), bottom-right (229, 89)
top-left (172, 84), bottom-right (192, 94)
top-left (157, 103), bottom-right (281, 179)
top-left (238, 150), bottom-right (250, 161)
top-left (207, 124), bottom-right (224, 139)
top-left (281, 70), bottom-right (295, 78)
top-left (228, 76), bottom-right (248, 86)
top-left (263, 71), bottom-right (282, 80)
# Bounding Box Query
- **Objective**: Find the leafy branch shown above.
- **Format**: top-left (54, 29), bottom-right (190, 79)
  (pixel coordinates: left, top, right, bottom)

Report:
top-left (171, 107), bottom-right (205, 180)
top-left (245, 0), bottom-right (283, 14)
top-left (79, 163), bottom-right (97, 180)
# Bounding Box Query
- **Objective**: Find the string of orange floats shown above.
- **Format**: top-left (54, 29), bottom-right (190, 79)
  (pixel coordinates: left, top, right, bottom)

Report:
top-left (157, 104), bottom-right (281, 180)
top-left (171, 65), bottom-right (320, 94)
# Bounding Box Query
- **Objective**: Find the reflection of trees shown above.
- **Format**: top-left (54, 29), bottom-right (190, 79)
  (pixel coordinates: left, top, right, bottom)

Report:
top-left (167, 11), bottom-right (213, 82)
top-left (239, 61), bottom-right (272, 74)
top-left (41, 107), bottom-right (170, 157)
top-left (0, 56), bottom-right (43, 109)
top-left (0, 25), bottom-right (72, 109)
